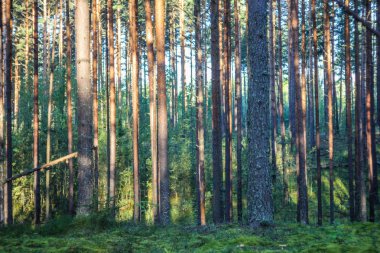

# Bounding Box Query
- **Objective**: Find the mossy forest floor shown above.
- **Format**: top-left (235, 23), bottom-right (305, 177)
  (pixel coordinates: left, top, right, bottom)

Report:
top-left (0, 215), bottom-right (379, 252)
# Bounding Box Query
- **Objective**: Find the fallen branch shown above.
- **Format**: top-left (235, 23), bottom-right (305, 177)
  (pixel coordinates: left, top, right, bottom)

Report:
top-left (2, 152), bottom-right (78, 184)
top-left (334, 0), bottom-right (380, 37)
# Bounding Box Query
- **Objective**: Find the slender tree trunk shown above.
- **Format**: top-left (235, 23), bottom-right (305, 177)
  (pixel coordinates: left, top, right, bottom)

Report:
top-left (288, 0), bottom-right (296, 147)
top-left (195, 0), bottom-right (206, 226)
top-left (344, 0), bottom-right (355, 222)
top-left (180, 0), bottom-right (187, 116)
top-left (76, 0), bottom-right (93, 216)
top-left (270, 0), bottom-right (277, 183)
top-left (210, 0), bottom-right (223, 224)
top-left (235, 0), bottom-right (243, 222)
top-left (129, 0), bottom-right (140, 223)
top-left (278, 0), bottom-right (288, 204)
top-left (155, 0), bottom-right (170, 225)
top-left (108, 0), bottom-right (117, 216)
top-left (223, 0), bottom-right (232, 223)
top-left (354, 0), bottom-right (366, 222)
top-left (13, 56), bottom-right (19, 130)
top-left (324, 0), bottom-right (335, 224)
top-left (92, 0), bottom-right (99, 212)
top-left (0, 0), bottom-right (4, 225)
top-left (365, 0), bottom-right (378, 222)
top-left (116, 4), bottom-right (122, 111)
top-left (247, 0), bottom-right (273, 228)
top-left (144, 0), bottom-right (158, 224)
top-left (377, 0), bottom-right (380, 129)
top-left (66, 0), bottom-right (74, 216)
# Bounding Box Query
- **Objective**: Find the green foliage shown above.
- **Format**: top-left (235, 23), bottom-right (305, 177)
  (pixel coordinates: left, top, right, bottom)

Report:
top-left (1, 215), bottom-right (379, 252)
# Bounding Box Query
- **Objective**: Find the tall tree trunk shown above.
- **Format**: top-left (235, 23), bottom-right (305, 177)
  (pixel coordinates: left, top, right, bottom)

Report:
top-left (235, 0), bottom-right (243, 223)
top-left (278, 0), bottom-right (288, 204)
top-left (155, 0), bottom-right (170, 225)
top-left (66, 0), bottom-right (74, 216)
top-left (288, 0), bottom-right (296, 147)
top-left (0, 0), bottom-right (4, 225)
top-left (92, 0), bottom-right (99, 212)
top-left (108, 0), bottom-right (117, 217)
top-left (130, 0), bottom-right (140, 223)
top-left (324, 0), bottom-right (335, 224)
top-left (365, 0), bottom-right (378, 222)
top-left (344, 0), bottom-right (355, 222)
top-left (223, 0), bottom-right (232, 223)
top-left (377, 0), bottom-right (380, 129)
top-left (247, 0), bottom-right (273, 228)
top-left (210, 0), bottom-right (223, 224)
top-left (270, 0), bottom-right (277, 183)
top-left (144, 0), bottom-right (158, 224)
top-left (116, 4), bottom-right (122, 111)
top-left (180, 0), bottom-right (187, 116)
top-left (76, 0), bottom-right (93, 216)
top-left (195, 0), bottom-right (206, 226)
top-left (354, 0), bottom-right (366, 222)
top-left (293, 0), bottom-right (308, 224)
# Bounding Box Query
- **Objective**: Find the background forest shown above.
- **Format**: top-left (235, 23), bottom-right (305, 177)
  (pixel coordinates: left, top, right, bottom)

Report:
top-left (0, 0), bottom-right (379, 251)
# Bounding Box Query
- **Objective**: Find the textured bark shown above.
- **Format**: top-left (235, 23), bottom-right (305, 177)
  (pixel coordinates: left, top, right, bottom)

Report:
top-left (377, 0), bottom-right (380, 129)
top-left (354, 0), bottom-right (366, 222)
top-left (311, 0), bottom-right (322, 226)
top-left (234, 0), bottom-right (243, 222)
top-left (324, 0), bottom-right (335, 224)
top-left (92, 0), bottom-right (99, 211)
top-left (66, 0), bottom-right (74, 216)
top-left (144, 0), bottom-right (158, 224)
top-left (269, 0), bottom-right (277, 183)
top-left (130, 0), bottom-right (140, 223)
top-left (108, 0), bottom-right (117, 216)
top-left (223, 0), bottom-right (232, 223)
top-left (195, 0), bottom-right (206, 226)
top-left (76, 0), bottom-right (93, 216)
top-left (210, 0), bottom-right (223, 224)
top-left (365, 0), bottom-right (378, 222)
top-left (344, 0), bottom-right (355, 221)
top-left (155, 0), bottom-right (170, 225)
top-left (278, 0), bottom-right (288, 204)
top-left (247, 0), bottom-right (273, 228)
top-left (287, 0), bottom-right (296, 147)
top-left (31, 0), bottom-right (40, 225)
top-left (0, 0), bottom-right (4, 225)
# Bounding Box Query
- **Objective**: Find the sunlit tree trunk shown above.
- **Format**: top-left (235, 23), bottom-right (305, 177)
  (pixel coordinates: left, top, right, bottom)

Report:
top-left (76, 0), bottom-right (93, 216)
top-left (247, 0), bottom-right (273, 228)
top-left (323, 0), bottom-right (335, 224)
top-left (210, 0), bottom-right (223, 224)
top-left (129, 0), bottom-right (140, 223)
top-left (180, 0), bottom-right (186, 116)
top-left (155, 0), bottom-right (170, 225)
top-left (195, 0), bottom-right (206, 226)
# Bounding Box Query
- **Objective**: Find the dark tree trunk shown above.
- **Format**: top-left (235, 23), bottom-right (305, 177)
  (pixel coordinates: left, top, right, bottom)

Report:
top-left (210, 0), bottom-right (223, 224)
top-left (270, 0), bottom-right (277, 183)
top-left (76, 0), bottom-right (93, 216)
top-left (247, 0), bottom-right (273, 228)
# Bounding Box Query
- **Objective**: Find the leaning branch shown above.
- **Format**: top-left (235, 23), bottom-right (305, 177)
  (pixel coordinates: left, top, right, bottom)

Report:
top-left (334, 0), bottom-right (380, 37)
top-left (2, 152), bottom-right (78, 184)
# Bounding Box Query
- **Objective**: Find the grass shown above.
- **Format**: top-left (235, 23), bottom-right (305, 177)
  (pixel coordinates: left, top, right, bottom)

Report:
top-left (0, 215), bottom-right (379, 252)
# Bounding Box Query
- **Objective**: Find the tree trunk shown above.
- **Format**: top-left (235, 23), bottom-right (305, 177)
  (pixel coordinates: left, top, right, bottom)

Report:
top-left (144, 0), bottom-right (158, 224)
top-left (0, 0), bottom-right (4, 225)
top-left (76, 0), bottom-right (93, 216)
top-left (155, 0), bottom-right (170, 225)
top-left (195, 0), bottom-right (206, 226)
top-left (323, 0), bottom-right (335, 224)
top-left (270, 0), bottom-right (277, 183)
top-left (129, 0), bottom-right (140, 223)
top-left (180, 0), bottom-right (186, 116)
top-left (234, 0), bottom-right (243, 223)
top-left (344, 0), bottom-right (354, 222)
top-left (223, 0), bottom-right (232, 223)
top-left (365, 0), bottom-right (378, 222)
top-left (247, 0), bottom-right (273, 228)
top-left (354, 0), bottom-right (366, 222)
top-left (210, 0), bottom-right (223, 224)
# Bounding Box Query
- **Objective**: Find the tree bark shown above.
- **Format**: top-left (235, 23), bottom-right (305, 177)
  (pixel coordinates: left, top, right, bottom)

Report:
top-left (76, 0), bottom-right (93, 216)
top-left (180, 0), bottom-right (187, 116)
top-left (155, 0), bottom-right (170, 225)
top-left (270, 0), bottom-right (277, 183)
top-left (0, 0), bottom-right (4, 225)
top-left (247, 0), bottom-right (273, 228)
top-left (210, 0), bottom-right (223, 224)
